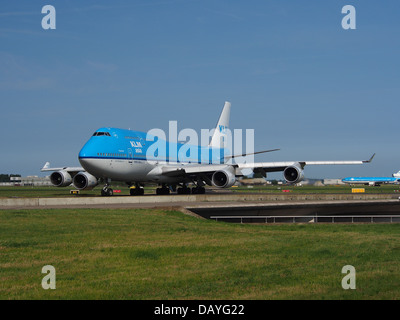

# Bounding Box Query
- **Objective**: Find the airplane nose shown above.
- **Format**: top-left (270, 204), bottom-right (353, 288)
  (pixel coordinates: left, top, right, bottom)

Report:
top-left (78, 157), bottom-right (90, 166)
top-left (78, 140), bottom-right (96, 171)
top-left (79, 147), bottom-right (87, 159)
top-left (79, 139), bottom-right (94, 159)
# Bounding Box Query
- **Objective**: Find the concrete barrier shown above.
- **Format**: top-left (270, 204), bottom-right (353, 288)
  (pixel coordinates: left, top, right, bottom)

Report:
top-left (0, 193), bottom-right (397, 209)
top-left (0, 198), bottom-right (40, 207)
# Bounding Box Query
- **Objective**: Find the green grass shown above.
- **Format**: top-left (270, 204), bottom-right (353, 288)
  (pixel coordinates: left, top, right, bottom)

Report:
top-left (0, 184), bottom-right (399, 198)
top-left (1, 208), bottom-right (400, 299)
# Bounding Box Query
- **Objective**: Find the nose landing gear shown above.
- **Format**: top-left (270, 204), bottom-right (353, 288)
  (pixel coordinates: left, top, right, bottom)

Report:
top-left (101, 180), bottom-right (113, 196)
top-left (101, 187), bottom-right (113, 196)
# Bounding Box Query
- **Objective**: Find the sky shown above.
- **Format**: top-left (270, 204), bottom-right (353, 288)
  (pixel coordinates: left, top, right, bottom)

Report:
top-left (0, 0), bottom-right (399, 180)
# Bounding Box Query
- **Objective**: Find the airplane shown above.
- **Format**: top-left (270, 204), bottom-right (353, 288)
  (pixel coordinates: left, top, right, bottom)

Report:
top-left (342, 173), bottom-right (400, 186)
top-left (41, 101), bottom-right (375, 196)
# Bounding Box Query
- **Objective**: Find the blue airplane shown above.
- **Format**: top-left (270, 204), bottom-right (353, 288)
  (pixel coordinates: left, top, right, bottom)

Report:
top-left (42, 101), bottom-right (374, 196)
top-left (342, 173), bottom-right (400, 186)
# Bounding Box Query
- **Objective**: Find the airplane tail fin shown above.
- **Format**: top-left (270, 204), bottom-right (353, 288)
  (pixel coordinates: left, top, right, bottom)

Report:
top-left (209, 101), bottom-right (231, 149)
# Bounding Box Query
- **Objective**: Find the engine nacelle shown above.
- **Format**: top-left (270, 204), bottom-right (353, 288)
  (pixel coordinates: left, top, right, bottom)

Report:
top-left (283, 164), bottom-right (304, 184)
top-left (212, 167), bottom-right (236, 188)
top-left (50, 170), bottom-right (72, 187)
top-left (73, 172), bottom-right (99, 190)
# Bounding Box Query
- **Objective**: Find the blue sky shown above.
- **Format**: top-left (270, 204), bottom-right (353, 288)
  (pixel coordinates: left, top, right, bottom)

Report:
top-left (1, 0), bottom-right (399, 179)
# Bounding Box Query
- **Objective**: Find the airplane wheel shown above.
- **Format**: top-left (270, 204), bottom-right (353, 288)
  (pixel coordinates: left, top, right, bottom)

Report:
top-left (131, 188), bottom-right (144, 196)
top-left (156, 187), bottom-right (169, 195)
top-left (177, 187), bottom-right (190, 195)
top-left (192, 187), bottom-right (205, 194)
top-left (101, 188), bottom-right (113, 196)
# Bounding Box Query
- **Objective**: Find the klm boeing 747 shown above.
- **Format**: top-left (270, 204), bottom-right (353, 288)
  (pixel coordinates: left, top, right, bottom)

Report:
top-left (42, 101), bottom-right (374, 196)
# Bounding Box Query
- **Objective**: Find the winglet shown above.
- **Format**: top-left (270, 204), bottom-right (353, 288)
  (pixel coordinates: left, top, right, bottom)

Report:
top-left (41, 162), bottom-right (50, 171)
top-left (363, 153), bottom-right (376, 163)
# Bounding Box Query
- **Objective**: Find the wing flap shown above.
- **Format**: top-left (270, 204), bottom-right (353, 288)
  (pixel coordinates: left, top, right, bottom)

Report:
top-left (157, 164), bottom-right (232, 177)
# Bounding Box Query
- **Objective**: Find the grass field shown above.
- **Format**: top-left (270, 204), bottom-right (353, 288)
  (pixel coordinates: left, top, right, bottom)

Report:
top-left (1, 208), bottom-right (400, 300)
top-left (0, 184), bottom-right (399, 198)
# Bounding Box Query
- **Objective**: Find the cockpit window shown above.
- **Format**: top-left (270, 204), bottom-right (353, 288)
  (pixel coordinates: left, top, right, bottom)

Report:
top-left (93, 132), bottom-right (111, 136)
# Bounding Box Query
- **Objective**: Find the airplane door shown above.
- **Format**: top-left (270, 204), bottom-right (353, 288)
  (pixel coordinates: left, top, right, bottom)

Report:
top-left (128, 148), bottom-right (133, 164)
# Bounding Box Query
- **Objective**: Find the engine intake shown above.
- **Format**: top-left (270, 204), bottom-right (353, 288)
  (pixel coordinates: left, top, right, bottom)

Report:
top-left (212, 167), bottom-right (236, 188)
top-left (50, 170), bottom-right (72, 187)
top-left (283, 164), bottom-right (304, 184)
top-left (73, 172), bottom-right (98, 190)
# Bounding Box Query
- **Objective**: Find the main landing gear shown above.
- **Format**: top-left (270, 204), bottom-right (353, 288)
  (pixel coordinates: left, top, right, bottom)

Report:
top-left (156, 185), bottom-right (170, 195)
top-left (130, 183), bottom-right (144, 196)
top-left (176, 185), bottom-right (206, 195)
top-left (191, 186), bottom-right (206, 194)
top-left (100, 180), bottom-right (206, 196)
top-left (155, 184), bottom-right (205, 195)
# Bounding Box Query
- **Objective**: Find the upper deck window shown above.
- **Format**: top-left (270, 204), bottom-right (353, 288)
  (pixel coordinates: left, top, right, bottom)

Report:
top-left (93, 132), bottom-right (111, 137)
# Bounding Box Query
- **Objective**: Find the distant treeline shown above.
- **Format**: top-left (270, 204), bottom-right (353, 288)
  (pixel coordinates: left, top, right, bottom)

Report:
top-left (0, 174), bottom-right (21, 182)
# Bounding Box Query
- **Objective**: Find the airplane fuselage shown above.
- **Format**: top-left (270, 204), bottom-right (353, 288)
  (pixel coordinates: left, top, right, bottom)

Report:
top-left (78, 127), bottom-right (225, 184)
top-left (342, 176), bottom-right (399, 186)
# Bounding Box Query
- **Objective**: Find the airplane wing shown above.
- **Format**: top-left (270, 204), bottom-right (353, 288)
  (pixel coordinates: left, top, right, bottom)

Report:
top-left (151, 164), bottom-right (229, 179)
top-left (237, 153), bottom-right (375, 172)
top-left (40, 162), bottom-right (86, 188)
top-left (40, 162), bottom-right (84, 173)
top-left (156, 153), bottom-right (375, 186)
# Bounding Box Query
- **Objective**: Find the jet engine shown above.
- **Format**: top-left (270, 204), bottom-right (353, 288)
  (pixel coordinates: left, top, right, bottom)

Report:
top-left (211, 167), bottom-right (236, 188)
top-left (73, 172), bottom-right (99, 190)
top-left (283, 164), bottom-right (304, 184)
top-left (50, 170), bottom-right (72, 187)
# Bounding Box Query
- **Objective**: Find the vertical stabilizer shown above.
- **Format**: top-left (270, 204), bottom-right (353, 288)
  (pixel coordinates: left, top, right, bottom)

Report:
top-left (209, 101), bottom-right (231, 148)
